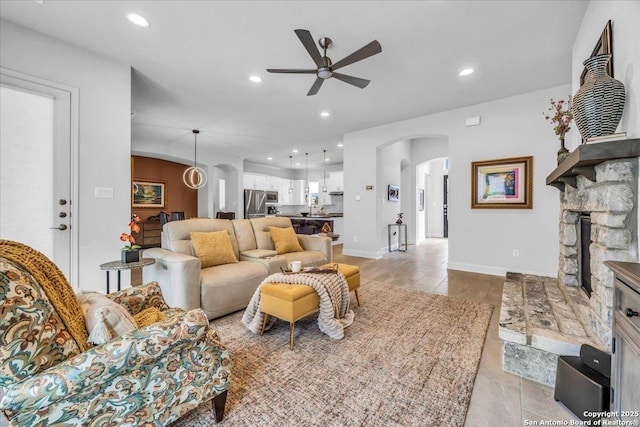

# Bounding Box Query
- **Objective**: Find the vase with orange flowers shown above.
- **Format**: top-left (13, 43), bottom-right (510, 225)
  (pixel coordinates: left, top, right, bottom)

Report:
top-left (120, 214), bottom-right (142, 263)
top-left (543, 97), bottom-right (574, 164)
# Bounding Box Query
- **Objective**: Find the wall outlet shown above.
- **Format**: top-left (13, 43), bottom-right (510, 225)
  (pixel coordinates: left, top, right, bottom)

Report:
top-left (512, 249), bottom-right (520, 258)
top-left (353, 236), bottom-right (358, 242)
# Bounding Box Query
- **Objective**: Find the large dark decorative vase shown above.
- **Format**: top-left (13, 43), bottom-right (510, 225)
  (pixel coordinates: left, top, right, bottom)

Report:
top-left (573, 54), bottom-right (625, 140)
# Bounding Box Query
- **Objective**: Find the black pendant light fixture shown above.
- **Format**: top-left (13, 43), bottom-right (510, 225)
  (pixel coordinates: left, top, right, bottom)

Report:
top-left (183, 130), bottom-right (207, 189)
top-left (288, 155), bottom-right (294, 194)
top-left (304, 152), bottom-right (309, 202)
top-left (322, 149), bottom-right (328, 193)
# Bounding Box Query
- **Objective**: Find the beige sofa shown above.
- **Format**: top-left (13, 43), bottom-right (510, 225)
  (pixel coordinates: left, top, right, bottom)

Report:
top-left (144, 217), bottom-right (332, 319)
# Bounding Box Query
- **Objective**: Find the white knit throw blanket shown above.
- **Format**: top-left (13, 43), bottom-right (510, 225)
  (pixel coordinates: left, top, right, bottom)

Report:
top-left (242, 271), bottom-right (355, 340)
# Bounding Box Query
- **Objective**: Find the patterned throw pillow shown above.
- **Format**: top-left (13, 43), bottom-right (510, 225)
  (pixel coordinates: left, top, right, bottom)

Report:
top-left (190, 230), bottom-right (239, 268)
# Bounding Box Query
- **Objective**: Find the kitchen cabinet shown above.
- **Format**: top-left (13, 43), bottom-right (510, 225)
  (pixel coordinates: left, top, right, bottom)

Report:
top-left (279, 179), bottom-right (305, 205)
top-left (243, 173), bottom-right (257, 189)
top-left (244, 173), bottom-right (281, 191)
top-left (328, 171), bottom-right (344, 192)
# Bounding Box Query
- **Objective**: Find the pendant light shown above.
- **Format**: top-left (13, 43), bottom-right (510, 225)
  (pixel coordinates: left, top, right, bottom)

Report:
top-left (304, 152), bottom-right (309, 202)
top-left (288, 155), bottom-right (294, 195)
top-left (322, 149), bottom-right (328, 193)
top-left (183, 129), bottom-right (207, 189)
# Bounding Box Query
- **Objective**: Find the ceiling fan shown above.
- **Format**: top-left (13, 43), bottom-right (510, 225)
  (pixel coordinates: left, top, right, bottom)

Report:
top-left (267, 29), bottom-right (382, 96)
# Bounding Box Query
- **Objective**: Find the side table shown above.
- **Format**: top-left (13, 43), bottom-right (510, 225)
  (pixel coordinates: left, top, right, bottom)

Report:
top-left (100, 258), bottom-right (155, 293)
top-left (388, 224), bottom-right (408, 252)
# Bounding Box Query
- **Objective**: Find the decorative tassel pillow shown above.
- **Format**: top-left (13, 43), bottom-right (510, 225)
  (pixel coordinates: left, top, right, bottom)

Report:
top-left (76, 292), bottom-right (137, 345)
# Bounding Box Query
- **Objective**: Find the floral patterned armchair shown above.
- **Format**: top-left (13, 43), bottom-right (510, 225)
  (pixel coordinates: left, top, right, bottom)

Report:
top-left (0, 240), bottom-right (231, 426)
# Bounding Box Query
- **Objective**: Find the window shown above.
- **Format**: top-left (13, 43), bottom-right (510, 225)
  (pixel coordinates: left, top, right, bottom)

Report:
top-left (219, 179), bottom-right (226, 210)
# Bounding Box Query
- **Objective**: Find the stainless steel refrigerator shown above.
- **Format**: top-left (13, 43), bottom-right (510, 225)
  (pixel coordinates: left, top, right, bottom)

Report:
top-left (244, 189), bottom-right (267, 218)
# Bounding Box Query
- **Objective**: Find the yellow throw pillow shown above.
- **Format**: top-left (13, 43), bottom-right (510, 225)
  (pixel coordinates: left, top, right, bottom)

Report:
top-left (269, 226), bottom-right (304, 255)
top-left (190, 230), bottom-right (239, 268)
top-left (134, 307), bottom-right (167, 328)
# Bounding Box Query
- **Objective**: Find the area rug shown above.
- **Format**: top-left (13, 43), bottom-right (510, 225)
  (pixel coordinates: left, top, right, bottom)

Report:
top-left (173, 281), bottom-right (493, 427)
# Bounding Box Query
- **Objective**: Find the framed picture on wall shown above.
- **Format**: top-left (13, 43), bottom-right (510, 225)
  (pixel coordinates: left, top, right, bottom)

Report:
top-left (471, 156), bottom-right (533, 209)
top-left (388, 185), bottom-right (399, 202)
top-left (132, 179), bottom-right (166, 208)
top-left (418, 189), bottom-right (425, 211)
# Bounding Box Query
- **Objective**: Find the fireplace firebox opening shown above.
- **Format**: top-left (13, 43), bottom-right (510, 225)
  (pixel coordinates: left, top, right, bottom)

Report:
top-left (579, 213), bottom-right (592, 297)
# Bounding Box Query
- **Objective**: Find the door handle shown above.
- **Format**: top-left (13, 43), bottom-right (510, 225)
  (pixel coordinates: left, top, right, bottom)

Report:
top-left (50, 224), bottom-right (68, 231)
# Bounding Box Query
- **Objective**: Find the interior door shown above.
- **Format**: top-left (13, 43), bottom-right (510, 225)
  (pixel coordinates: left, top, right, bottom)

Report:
top-left (443, 174), bottom-right (449, 238)
top-left (0, 72), bottom-right (74, 282)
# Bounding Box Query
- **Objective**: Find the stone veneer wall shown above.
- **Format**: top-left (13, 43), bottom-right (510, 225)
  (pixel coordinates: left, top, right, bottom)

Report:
top-left (558, 158), bottom-right (639, 349)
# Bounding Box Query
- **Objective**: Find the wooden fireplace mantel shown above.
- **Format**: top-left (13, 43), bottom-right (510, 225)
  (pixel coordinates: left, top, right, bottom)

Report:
top-left (546, 138), bottom-right (640, 191)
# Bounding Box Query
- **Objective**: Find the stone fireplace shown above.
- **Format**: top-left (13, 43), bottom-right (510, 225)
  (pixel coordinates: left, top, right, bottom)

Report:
top-left (558, 158), bottom-right (638, 349)
top-left (499, 140), bottom-right (640, 386)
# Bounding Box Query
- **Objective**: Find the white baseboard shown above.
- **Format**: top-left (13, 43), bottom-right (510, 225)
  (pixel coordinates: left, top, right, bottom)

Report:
top-left (446, 262), bottom-right (555, 278)
top-left (342, 248), bottom-right (383, 259)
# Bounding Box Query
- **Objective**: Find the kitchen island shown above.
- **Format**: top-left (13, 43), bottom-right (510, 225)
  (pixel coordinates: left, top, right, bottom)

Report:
top-left (276, 214), bottom-right (343, 244)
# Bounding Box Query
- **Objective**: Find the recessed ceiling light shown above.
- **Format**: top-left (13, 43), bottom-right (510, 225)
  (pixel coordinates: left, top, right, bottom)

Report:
top-left (337, 143), bottom-right (344, 147)
top-left (267, 156), bottom-right (273, 160)
top-left (292, 149), bottom-right (299, 153)
top-left (320, 111), bottom-right (330, 117)
top-left (249, 75), bottom-right (262, 83)
top-left (458, 68), bottom-right (474, 77)
top-left (127, 13), bottom-right (150, 28)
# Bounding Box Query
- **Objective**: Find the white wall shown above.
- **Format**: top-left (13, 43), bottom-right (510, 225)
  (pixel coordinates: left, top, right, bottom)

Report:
top-left (344, 85), bottom-right (566, 276)
top-left (1, 19), bottom-right (131, 291)
top-left (375, 140), bottom-right (411, 252)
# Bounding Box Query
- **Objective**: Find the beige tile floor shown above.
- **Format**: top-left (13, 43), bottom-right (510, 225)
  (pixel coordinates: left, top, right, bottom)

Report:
top-left (334, 239), bottom-right (578, 426)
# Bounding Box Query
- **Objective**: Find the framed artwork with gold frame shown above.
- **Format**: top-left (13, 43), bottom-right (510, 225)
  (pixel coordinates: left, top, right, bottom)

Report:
top-left (132, 179), bottom-right (166, 208)
top-left (471, 156), bottom-right (533, 209)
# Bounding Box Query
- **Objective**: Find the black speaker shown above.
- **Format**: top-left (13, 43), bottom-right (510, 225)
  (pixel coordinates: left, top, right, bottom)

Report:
top-left (554, 345), bottom-right (611, 422)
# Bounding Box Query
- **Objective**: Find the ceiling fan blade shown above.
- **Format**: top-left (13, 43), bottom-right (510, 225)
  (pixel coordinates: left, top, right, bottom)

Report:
top-left (294, 29), bottom-right (324, 68)
top-left (331, 40), bottom-right (382, 71)
top-left (307, 78), bottom-right (324, 96)
top-left (267, 68), bottom-right (317, 74)
top-left (332, 72), bottom-right (370, 89)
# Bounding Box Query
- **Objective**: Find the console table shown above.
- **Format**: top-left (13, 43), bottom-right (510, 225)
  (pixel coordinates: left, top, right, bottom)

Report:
top-left (387, 223), bottom-right (408, 252)
top-left (100, 258), bottom-right (155, 293)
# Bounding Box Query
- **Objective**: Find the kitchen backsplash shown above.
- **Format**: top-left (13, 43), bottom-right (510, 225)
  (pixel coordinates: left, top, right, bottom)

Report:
top-left (277, 196), bottom-right (343, 215)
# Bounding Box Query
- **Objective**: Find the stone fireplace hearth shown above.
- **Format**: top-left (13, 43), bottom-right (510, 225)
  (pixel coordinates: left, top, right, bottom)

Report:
top-left (500, 140), bottom-right (640, 386)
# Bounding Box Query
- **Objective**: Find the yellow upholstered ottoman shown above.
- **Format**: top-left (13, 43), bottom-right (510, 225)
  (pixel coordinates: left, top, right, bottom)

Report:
top-left (260, 283), bottom-right (319, 350)
top-left (321, 263), bottom-right (361, 306)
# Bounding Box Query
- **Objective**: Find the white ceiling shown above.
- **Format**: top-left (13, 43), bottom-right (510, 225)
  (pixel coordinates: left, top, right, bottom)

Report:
top-left (0, 1), bottom-right (588, 169)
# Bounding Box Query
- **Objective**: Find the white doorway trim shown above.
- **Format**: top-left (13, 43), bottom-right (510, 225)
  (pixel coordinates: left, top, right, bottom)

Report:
top-left (1, 67), bottom-right (79, 287)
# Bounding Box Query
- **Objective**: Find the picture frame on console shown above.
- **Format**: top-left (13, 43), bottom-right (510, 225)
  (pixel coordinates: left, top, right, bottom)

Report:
top-left (132, 179), bottom-right (167, 208)
top-left (388, 185), bottom-right (399, 202)
top-left (471, 156), bottom-right (533, 209)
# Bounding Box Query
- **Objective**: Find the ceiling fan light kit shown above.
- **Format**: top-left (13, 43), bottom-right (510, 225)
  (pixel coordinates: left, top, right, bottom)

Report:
top-left (267, 29), bottom-right (382, 96)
